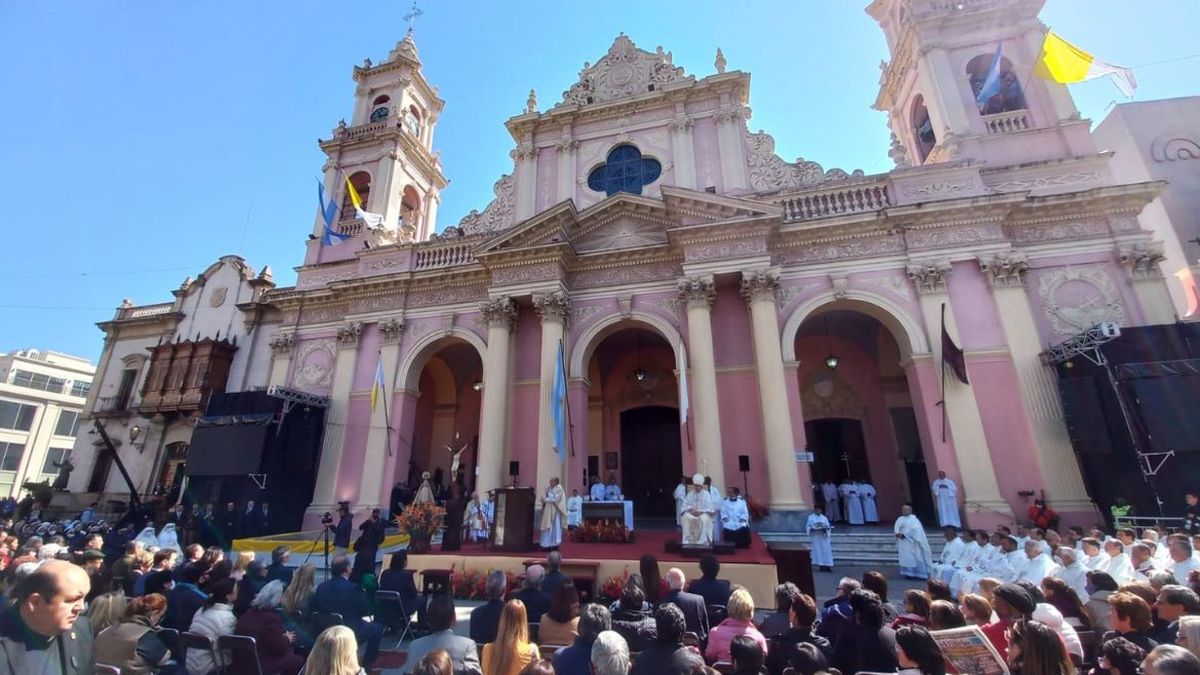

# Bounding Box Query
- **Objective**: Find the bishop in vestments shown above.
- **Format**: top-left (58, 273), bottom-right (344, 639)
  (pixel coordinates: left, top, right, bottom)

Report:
top-left (894, 505), bottom-right (933, 579)
top-left (681, 474), bottom-right (715, 547)
top-left (539, 478), bottom-right (567, 549)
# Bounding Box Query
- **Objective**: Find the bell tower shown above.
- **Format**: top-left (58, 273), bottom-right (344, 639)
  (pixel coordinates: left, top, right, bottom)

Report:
top-left (868, 0), bottom-right (1097, 168)
top-left (311, 28), bottom-right (448, 258)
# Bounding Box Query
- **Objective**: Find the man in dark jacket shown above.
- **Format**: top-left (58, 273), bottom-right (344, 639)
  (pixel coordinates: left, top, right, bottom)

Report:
top-left (832, 589), bottom-right (897, 675)
top-left (351, 509), bottom-right (387, 581)
top-left (314, 555), bottom-right (384, 667)
top-left (687, 554), bottom-right (731, 608)
top-left (163, 564), bottom-right (209, 632)
top-left (610, 583), bottom-right (656, 652)
top-left (660, 567), bottom-right (709, 640)
top-left (218, 501), bottom-right (238, 548)
top-left (265, 546), bottom-right (294, 586)
top-left (470, 570), bottom-right (508, 644)
top-left (554, 604), bottom-right (611, 675)
top-left (507, 564), bottom-right (551, 624)
top-left (541, 551), bottom-right (569, 597)
top-left (765, 589), bottom-right (833, 673)
top-left (334, 504), bottom-right (353, 550)
top-left (814, 576), bottom-right (860, 646)
top-left (758, 582), bottom-right (799, 639)
top-left (630, 604), bottom-right (703, 675)
top-left (0, 560), bottom-right (94, 675)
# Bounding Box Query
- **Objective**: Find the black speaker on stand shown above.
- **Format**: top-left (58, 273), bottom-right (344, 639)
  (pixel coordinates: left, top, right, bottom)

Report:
top-left (738, 454), bottom-right (750, 497)
top-left (509, 461), bottom-right (520, 487)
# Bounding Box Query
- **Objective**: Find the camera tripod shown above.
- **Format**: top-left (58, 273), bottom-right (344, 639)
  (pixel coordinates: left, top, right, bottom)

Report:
top-left (301, 522), bottom-right (333, 577)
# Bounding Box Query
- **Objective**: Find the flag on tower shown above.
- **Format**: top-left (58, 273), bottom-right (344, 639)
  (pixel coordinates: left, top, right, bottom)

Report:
top-left (318, 180), bottom-right (349, 246)
top-left (344, 175), bottom-right (388, 230)
top-left (552, 339), bottom-right (568, 463)
top-left (1034, 30), bottom-right (1137, 97)
top-left (975, 43), bottom-right (1004, 110)
top-left (941, 304), bottom-right (970, 386)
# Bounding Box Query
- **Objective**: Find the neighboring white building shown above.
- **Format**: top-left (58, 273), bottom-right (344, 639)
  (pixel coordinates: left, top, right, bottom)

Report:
top-left (0, 349), bottom-right (94, 497)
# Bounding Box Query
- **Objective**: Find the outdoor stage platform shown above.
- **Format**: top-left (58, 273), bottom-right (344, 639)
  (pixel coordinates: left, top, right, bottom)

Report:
top-left (398, 530), bottom-right (780, 608)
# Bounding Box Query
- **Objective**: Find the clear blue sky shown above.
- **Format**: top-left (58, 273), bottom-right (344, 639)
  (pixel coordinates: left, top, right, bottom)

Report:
top-left (1, 1), bottom-right (1197, 363)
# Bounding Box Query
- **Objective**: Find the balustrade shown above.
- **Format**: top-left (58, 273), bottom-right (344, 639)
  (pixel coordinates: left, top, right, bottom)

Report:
top-left (982, 109), bottom-right (1031, 135)
top-left (775, 179), bottom-right (892, 222)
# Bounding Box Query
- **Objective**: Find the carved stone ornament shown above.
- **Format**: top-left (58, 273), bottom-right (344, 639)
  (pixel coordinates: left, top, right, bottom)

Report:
top-left (744, 129), bottom-right (863, 192)
top-left (714, 47), bottom-right (727, 74)
top-left (1118, 241), bottom-right (1166, 280)
top-left (379, 318), bottom-right (404, 343)
top-left (1038, 266), bottom-right (1126, 337)
top-left (292, 340), bottom-right (336, 391)
top-left (906, 261), bottom-right (953, 295)
top-left (479, 297), bottom-right (517, 331)
top-left (526, 88), bottom-right (538, 114)
top-left (678, 275), bottom-right (716, 310)
top-left (336, 321), bottom-right (363, 348)
top-left (741, 268), bottom-right (781, 305)
top-left (533, 290), bottom-right (571, 324)
top-left (458, 174), bottom-right (516, 235)
top-left (617, 295), bottom-right (633, 318)
top-left (1150, 133), bottom-right (1200, 163)
top-left (979, 252), bottom-right (1030, 289)
top-left (557, 34), bottom-right (693, 108)
top-left (888, 132), bottom-right (909, 168)
top-left (831, 276), bottom-right (849, 300)
top-left (268, 332), bottom-right (295, 356)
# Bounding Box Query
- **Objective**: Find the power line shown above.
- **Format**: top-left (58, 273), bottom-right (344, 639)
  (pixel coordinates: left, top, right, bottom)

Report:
top-left (0, 305), bottom-right (113, 311)
top-left (0, 264), bottom-right (205, 280)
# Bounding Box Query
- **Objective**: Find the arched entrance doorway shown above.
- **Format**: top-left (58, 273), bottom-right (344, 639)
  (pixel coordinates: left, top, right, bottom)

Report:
top-left (586, 325), bottom-right (682, 521)
top-left (795, 309), bottom-right (935, 523)
top-left (404, 339), bottom-right (483, 505)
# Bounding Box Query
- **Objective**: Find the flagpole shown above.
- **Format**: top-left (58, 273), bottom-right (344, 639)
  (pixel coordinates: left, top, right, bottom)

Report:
top-left (559, 338), bottom-right (574, 460)
top-left (939, 303), bottom-right (948, 443)
top-left (380, 349), bottom-right (393, 457)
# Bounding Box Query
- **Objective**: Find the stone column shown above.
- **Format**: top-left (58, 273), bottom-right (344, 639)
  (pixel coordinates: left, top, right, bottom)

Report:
top-left (715, 107), bottom-right (748, 191)
top-left (906, 261), bottom-right (1011, 518)
top-left (310, 335), bottom-right (361, 513)
top-left (513, 144), bottom-right (538, 221)
top-left (923, 48), bottom-right (971, 137)
top-left (477, 297), bottom-right (517, 496)
top-left (555, 139), bottom-right (578, 203)
top-left (356, 319), bottom-right (404, 511)
top-left (678, 275), bottom-right (726, 490)
top-left (266, 332), bottom-right (296, 387)
top-left (741, 268), bottom-right (806, 510)
top-left (534, 290), bottom-right (570, 491)
top-left (421, 191), bottom-right (440, 242)
top-left (669, 114), bottom-right (697, 190)
top-left (1119, 242), bottom-right (1177, 324)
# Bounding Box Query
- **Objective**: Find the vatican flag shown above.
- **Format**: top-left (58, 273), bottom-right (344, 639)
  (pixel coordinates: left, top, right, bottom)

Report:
top-left (343, 176), bottom-right (388, 230)
top-left (1035, 30), bottom-right (1136, 97)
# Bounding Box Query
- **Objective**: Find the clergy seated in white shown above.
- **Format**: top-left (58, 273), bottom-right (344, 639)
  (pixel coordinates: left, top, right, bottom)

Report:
top-left (1080, 538), bottom-right (1106, 570)
top-left (840, 480), bottom-right (865, 526)
top-left (941, 531), bottom-right (985, 585)
top-left (589, 478), bottom-right (606, 501)
top-left (1017, 540), bottom-right (1060, 586)
top-left (819, 480), bottom-right (842, 522)
top-left (1168, 540), bottom-right (1200, 580)
top-left (465, 493), bottom-right (491, 542)
top-left (604, 474), bottom-right (622, 501)
top-left (1052, 547), bottom-right (1091, 604)
top-left (929, 527), bottom-right (965, 583)
top-left (859, 481), bottom-right (879, 523)
top-left (805, 506), bottom-right (833, 571)
top-left (931, 471), bottom-right (961, 528)
top-left (720, 488), bottom-right (751, 549)
top-left (680, 474), bottom-right (715, 547)
top-left (1098, 540), bottom-right (1135, 584)
top-left (894, 505), bottom-right (933, 580)
top-left (673, 478), bottom-right (688, 527)
top-left (954, 534), bottom-right (1018, 596)
top-left (1130, 543), bottom-right (1159, 581)
top-left (538, 478), bottom-right (567, 550)
top-left (566, 489), bottom-right (583, 530)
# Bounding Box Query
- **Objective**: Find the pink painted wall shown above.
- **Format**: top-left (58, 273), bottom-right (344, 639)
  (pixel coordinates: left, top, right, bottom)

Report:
top-left (714, 369), bottom-right (767, 498)
top-left (966, 354), bottom-right (1044, 509)
top-left (509, 382), bottom-right (539, 487)
top-left (351, 325), bottom-right (382, 389)
top-left (948, 263), bottom-right (1006, 350)
top-left (336, 395), bottom-right (372, 504)
top-left (512, 306), bottom-right (541, 381)
top-left (711, 283), bottom-right (754, 368)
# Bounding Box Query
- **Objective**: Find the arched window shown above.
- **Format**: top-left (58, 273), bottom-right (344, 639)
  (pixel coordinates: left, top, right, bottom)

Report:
top-left (966, 53), bottom-right (1025, 115)
top-left (370, 95), bottom-right (391, 123)
top-left (911, 96), bottom-right (936, 164)
top-left (404, 106), bottom-right (422, 137)
top-left (401, 186), bottom-right (421, 231)
top-left (587, 145), bottom-right (662, 197)
top-left (341, 171), bottom-right (371, 220)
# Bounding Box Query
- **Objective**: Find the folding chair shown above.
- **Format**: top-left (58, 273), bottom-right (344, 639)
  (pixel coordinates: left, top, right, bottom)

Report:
top-left (682, 631), bottom-right (701, 648)
top-left (312, 611), bottom-right (345, 633)
top-left (218, 634), bottom-right (264, 675)
top-left (375, 590), bottom-right (414, 642)
top-left (180, 631), bottom-right (219, 675)
top-left (540, 644), bottom-right (570, 657)
top-left (95, 666), bottom-right (121, 675)
top-left (713, 661), bottom-right (735, 675)
top-left (707, 604), bottom-right (727, 626)
top-left (156, 627), bottom-right (182, 663)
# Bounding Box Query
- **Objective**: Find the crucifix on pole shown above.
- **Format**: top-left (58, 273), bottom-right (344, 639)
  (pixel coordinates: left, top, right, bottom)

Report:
top-left (839, 452), bottom-right (852, 478)
top-left (403, 0), bottom-right (424, 36)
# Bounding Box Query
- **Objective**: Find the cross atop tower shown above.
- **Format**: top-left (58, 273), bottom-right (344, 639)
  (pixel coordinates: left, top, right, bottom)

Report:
top-left (403, 0), bottom-right (423, 36)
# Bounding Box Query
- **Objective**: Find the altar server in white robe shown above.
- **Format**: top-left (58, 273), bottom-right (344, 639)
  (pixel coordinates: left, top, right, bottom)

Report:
top-left (1099, 540), bottom-right (1135, 583)
top-left (945, 531), bottom-right (985, 584)
top-left (466, 493), bottom-right (490, 542)
top-left (1018, 540), bottom-right (1060, 585)
top-left (894, 505), bottom-right (933, 579)
top-left (566, 489), bottom-right (583, 529)
top-left (1053, 547), bottom-right (1091, 603)
top-left (721, 488), bottom-right (751, 548)
top-left (998, 536), bottom-right (1031, 582)
top-left (858, 481), bottom-right (879, 523)
top-left (930, 527), bottom-right (966, 582)
top-left (673, 477), bottom-right (688, 527)
top-left (806, 506), bottom-right (834, 570)
top-left (840, 480), bottom-right (865, 525)
top-left (1080, 538), bottom-right (1106, 569)
top-left (819, 480), bottom-right (841, 522)
top-left (681, 474), bottom-right (715, 546)
top-left (538, 477), bottom-right (567, 549)
top-left (953, 532), bottom-right (1003, 596)
top-left (931, 471), bottom-right (961, 528)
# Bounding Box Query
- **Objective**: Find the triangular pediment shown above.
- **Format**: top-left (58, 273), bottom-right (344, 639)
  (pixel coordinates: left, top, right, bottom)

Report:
top-left (659, 185), bottom-right (782, 222)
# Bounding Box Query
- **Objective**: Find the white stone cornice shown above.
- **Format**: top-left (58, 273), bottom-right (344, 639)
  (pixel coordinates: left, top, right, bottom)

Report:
top-left (906, 260), bottom-right (952, 296)
top-left (677, 274), bottom-right (716, 310)
top-left (740, 267), bottom-right (781, 305)
top-left (978, 252), bottom-right (1030, 289)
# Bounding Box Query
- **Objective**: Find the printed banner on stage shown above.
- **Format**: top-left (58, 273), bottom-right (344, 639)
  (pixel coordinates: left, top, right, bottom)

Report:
top-left (931, 625), bottom-right (1009, 675)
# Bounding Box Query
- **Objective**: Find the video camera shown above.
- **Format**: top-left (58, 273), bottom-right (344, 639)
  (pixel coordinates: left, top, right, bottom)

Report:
top-left (320, 512), bottom-right (334, 527)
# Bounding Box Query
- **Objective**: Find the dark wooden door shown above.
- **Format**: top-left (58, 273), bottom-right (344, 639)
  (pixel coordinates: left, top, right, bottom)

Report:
top-left (620, 406), bottom-right (683, 518)
top-left (804, 418), bottom-right (870, 484)
top-left (87, 447), bottom-right (113, 493)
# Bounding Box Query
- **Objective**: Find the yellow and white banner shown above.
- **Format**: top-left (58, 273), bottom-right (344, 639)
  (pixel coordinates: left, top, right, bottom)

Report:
top-left (1035, 31), bottom-right (1136, 97)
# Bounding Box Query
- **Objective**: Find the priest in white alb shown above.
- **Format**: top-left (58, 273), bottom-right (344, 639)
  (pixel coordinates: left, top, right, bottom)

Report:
top-left (930, 527), bottom-right (965, 583)
top-left (931, 471), bottom-right (961, 528)
top-left (720, 487), bottom-right (751, 548)
top-left (538, 477), bottom-right (567, 549)
top-left (681, 474), bottom-right (715, 547)
top-left (819, 480), bottom-right (841, 522)
top-left (465, 492), bottom-right (490, 542)
top-left (1017, 540), bottom-right (1060, 585)
top-left (806, 505), bottom-right (834, 571)
top-left (1052, 547), bottom-right (1091, 603)
top-left (894, 505), bottom-right (933, 579)
top-left (840, 479), bottom-right (865, 526)
top-left (859, 481), bottom-right (879, 524)
top-left (673, 477), bottom-right (688, 527)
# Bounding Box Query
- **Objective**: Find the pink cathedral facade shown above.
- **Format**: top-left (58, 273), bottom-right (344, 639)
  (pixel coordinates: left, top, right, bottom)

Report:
top-left (74, 0), bottom-right (1183, 531)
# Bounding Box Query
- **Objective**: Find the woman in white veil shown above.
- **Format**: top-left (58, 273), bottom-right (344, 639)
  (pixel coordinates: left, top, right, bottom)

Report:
top-left (134, 525), bottom-right (160, 551)
top-left (157, 522), bottom-right (184, 557)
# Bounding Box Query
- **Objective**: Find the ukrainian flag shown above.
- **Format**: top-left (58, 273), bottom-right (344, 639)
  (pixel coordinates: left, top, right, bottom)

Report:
top-left (1035, 31), bottom-right (1136, 97)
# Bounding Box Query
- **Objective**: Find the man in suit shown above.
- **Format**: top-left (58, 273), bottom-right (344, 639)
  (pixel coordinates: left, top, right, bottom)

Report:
top-left (660, 567), bottom-right (708, 639)
top-left (687, 554), bottom-right (732, 608)
top-left (508, 564), bottom-right (551, 623)
top-left (554, 604), bottom-right (612, 675)
top-left (0, 560), bottom-right (94, 675)
top-left (400, 594), bottom-right (482, 675)
top-left (265, 545), bottom-right (294, 586)
top-left (314, 555), bottom-right (384, 667)
top-left (542, 551), bottom-right (569, 596)
top-left (239, 500), bottom-right (261, 539)
top-left (470, 570), bottom-right (508, 644)
top-left (218, 501), bottom-right (238, 547)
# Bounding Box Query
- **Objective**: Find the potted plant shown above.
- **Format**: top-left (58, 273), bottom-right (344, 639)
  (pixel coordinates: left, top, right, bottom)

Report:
top-left (395, 501), bottom-right (446, 554)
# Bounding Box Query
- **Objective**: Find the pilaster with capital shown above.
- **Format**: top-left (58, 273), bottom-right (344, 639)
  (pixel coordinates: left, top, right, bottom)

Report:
top-left (905, 261), bottom-right (1011, 520)
top-left (513, 143), bottom-right (539, 220)
top-left (309, 337), bottom-right (361, 517)
top-left (477, 297), bottom-right (517, 495)
top-left (669, 114), bottom-right (697, 189)
top-left (977, 253), bottom-right (1094, 512)
top-left (676, 275), bottom-right (725, 489)
top-left (1119, 242), bottom-right (1176, 324)
top-left (357, 320), bottom-right (404, 510)
top-left (336, 322), bottom-right (363, 349)
top-left (534, 290), bottom-right (571, 488)
top-left (555, 138), bottom-right (578, 203)
top-left (740, 268), bottom-right (806, 510)
top-left (715, 106), bottom-right (748, 190)
top-left (267, 332), bottom-right (296, 387)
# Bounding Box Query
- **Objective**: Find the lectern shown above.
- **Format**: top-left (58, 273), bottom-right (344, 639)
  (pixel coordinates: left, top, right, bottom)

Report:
top-left (490, 487), bottom-right (535, 552)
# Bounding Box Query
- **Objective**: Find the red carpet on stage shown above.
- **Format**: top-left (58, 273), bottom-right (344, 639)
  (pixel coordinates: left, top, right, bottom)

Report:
top-left (438, 530), bottom-right (774, 564)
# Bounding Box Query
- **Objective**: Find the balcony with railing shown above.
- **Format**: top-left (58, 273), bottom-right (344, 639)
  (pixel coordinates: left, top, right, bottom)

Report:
top-left (414, 238), bottom-right (478, 271)
top-left (92, 395), bottom-right (135, 418)
top-left (772, 177), bottom-right (893, 223)
top-left (982, 109), bottom-right (1031, 135)
top-left (116, 302), bottom-right (176, 321)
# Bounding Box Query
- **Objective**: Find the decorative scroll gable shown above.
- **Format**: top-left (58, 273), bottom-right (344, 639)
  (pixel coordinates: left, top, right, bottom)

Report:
top-left (556, 34), bottom-right (695, 109)
top-left (458, 174), bottom-right (516, 235)
top-left (745, 129), bottom-right (864, 192)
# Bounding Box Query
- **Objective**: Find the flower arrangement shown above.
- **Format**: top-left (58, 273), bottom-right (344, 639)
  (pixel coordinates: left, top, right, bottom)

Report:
top-left (396, 502), bottom-right (446, 552)
top-left (746, 496), bottom-right (770, 522)
top-left (570, 519), bottom-right (634, 544)
top-left (450, 568), bottom-right (519, 600)
top-left (598, 570), bottom-right (631, 602)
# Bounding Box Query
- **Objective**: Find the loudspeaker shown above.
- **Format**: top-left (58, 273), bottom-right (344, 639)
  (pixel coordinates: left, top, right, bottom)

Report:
top-left (738, 455), bottom-right (750, 472)
top-left (508, 461), bottom-right (520, 477)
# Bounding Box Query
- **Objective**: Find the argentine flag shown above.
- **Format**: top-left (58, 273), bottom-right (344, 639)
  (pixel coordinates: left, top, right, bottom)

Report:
top-left (552, 340), bottom-right (568, 463)
top-left (318, 180), bottom-right (349, 246)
